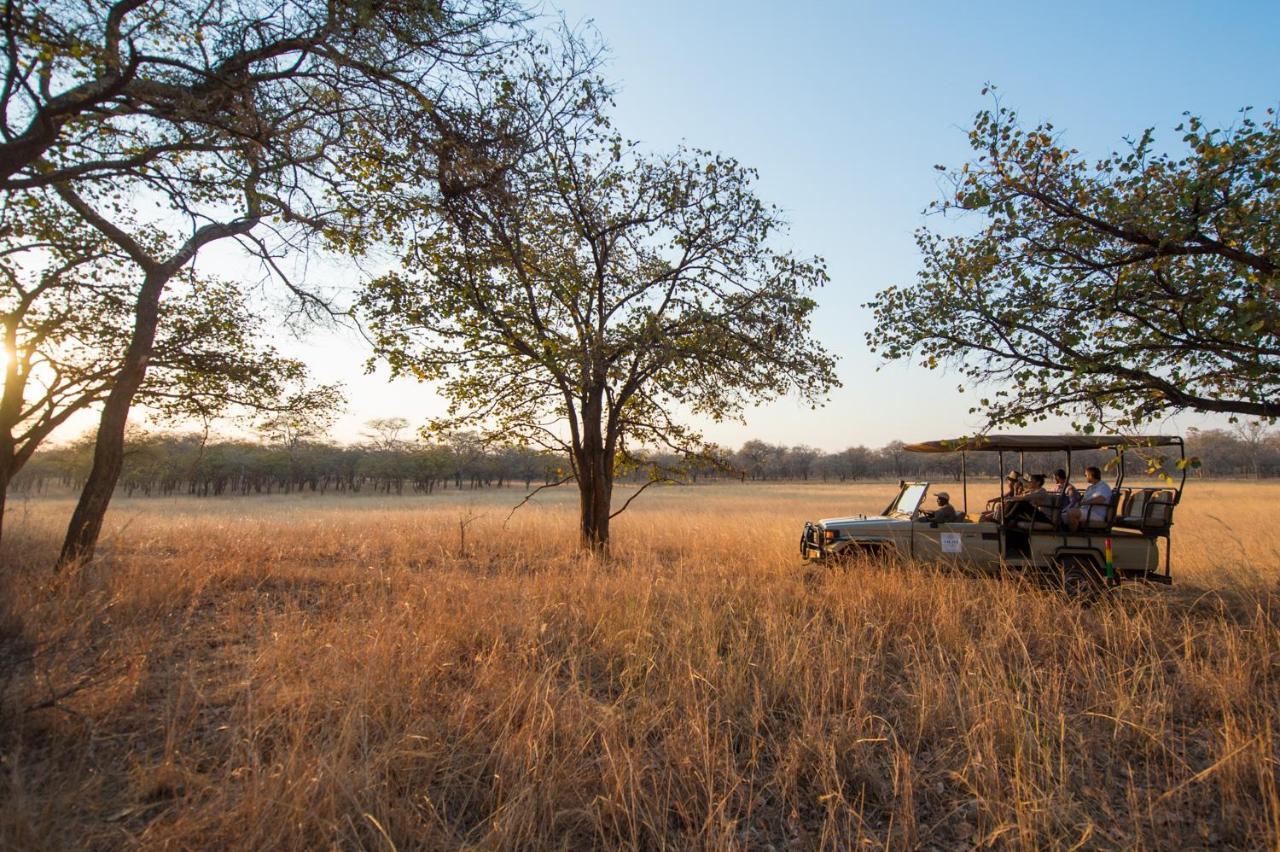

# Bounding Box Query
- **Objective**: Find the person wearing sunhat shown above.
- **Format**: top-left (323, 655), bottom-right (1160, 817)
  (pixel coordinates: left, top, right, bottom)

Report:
top-left (921, 491), bottom-right (959, 523)
top-left (1015, 473), bottom-right (1054, 523)
top-left (980, 471), bottom-right (1023, 522)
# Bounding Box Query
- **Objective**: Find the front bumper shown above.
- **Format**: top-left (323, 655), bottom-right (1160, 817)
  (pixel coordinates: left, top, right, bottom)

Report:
top-left (801, 521), bottom-right (826, 559)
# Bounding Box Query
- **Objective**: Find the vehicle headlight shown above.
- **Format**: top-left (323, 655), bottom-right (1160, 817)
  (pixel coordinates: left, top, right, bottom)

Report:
top-left (824, 529), bottom-right (839, 543)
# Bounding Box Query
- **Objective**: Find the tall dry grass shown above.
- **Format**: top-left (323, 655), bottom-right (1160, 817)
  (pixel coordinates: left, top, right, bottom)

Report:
top-left (1, 481), bottom-right (1278, 849)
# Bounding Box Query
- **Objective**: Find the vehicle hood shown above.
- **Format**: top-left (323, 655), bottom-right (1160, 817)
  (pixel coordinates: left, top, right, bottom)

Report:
top-left (818, 515), bottom-right (904, 529)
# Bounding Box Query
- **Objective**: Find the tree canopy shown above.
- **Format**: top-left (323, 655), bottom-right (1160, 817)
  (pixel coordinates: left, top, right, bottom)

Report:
top-left (360, 84), bottom-right (838, 548)
top-left (867, 93), bottom-right (1279, 429)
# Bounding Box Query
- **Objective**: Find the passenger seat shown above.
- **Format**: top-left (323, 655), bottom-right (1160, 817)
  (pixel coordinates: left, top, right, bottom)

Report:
top-left (1116, 488), bottom-right (1176, 533)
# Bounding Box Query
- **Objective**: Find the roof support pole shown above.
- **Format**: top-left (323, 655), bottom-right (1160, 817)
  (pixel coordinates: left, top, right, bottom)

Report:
top-left (961, 451), bottom-right (968, 516)
top-left (1176, 437), bottom-right (1187, 501)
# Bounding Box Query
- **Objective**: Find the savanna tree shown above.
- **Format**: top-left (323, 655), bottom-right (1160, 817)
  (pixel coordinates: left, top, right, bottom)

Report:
top-left (2, 0), bottom-right (527, 563)
top-left (361, 92), bottom-right (837, 550)
top-left (0, 191), bottom-right (338, 545)
top-left (867, 93), bottom-right (1279, 430)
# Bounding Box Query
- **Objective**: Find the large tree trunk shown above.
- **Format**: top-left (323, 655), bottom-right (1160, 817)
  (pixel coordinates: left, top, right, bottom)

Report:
top-left (575, 395), bottom-right (613, 551)
top-left (57, 269), bottom-right (165, 567)
top-left (577, 453), bottom-right (613, 551)
top-left (0, 468), bottom-right (9, 550)
top-left (0, 329), bottom-right (21, 550)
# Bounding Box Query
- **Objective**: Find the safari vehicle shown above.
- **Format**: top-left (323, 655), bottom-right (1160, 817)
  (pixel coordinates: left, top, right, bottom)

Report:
top-left (800, 435), bottom-right (1187, 600)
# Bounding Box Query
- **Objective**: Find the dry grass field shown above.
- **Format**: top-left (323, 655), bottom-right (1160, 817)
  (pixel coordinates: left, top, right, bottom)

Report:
top-left (1, 480), bottom-right (1278, 850)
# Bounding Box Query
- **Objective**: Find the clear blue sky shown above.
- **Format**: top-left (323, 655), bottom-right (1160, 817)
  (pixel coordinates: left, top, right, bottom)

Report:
top-left (281, 1), bottom-right (1280, 449)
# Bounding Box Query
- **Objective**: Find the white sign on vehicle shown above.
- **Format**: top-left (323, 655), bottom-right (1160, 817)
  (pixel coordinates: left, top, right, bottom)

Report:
top-left (941, 532), bottom-right (963, 554)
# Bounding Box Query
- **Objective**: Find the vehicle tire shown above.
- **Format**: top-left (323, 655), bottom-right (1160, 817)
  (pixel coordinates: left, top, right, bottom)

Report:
top-left (1058, 557), bottom-right (1105, 606)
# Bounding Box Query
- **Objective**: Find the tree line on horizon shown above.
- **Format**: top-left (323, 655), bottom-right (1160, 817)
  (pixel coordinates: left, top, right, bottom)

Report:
top-left (9, 423), bottom-right (1276, 501)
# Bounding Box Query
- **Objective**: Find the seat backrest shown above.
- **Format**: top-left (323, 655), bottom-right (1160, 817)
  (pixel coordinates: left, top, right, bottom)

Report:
top-left (1105, 488), bottom-right (1122, 523)
top-left (1082, 488), bottom-right (1122, 530)
top-left (1120, 488), bottom-right (1144, 520)
top-left (1116, 488), bottom-right (1143, 527)
top-left (1142, 489), bottom-right (1176, 531)
top-left (1036, 492), bottom-right (1066, 529)
top-left (1115, 487), bottom-right (1176, 533)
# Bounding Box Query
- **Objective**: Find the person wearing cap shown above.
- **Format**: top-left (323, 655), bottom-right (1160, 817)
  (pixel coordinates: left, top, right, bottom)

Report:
top-left (921, 491), bottom-right (959, 523)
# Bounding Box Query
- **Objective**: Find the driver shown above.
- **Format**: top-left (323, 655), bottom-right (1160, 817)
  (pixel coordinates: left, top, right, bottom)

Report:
top-left (921, 491), bottom-right (958, 523)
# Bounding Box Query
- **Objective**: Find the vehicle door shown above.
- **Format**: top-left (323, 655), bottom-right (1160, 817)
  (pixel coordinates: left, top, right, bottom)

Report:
top-left (912, 496), bottom-right (1002, 568)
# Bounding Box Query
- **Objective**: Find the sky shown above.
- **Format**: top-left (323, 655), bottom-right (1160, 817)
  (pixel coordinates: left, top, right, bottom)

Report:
top-left (159, 1), bottom-right (1280, 450)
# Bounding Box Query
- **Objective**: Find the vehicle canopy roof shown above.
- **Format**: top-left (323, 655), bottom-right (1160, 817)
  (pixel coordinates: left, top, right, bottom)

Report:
top-left (903, 434), bottom-right (1183, 454)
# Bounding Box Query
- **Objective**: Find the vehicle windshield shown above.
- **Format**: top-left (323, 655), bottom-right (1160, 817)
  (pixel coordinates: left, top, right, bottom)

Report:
top-left (889, 483), bottom-right (928, 517)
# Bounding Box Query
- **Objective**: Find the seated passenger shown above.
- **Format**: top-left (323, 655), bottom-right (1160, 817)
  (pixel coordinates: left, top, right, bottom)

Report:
top-left (920, 491), bottom-right (958, 523)
top-left (1066, 466), bottom-right (1112, 531)
top-left (1054, 468), bottom-right (1080, 511)
top-left (1007, 473), bottom-right (1052, 523)
top-left (1023, 473), bottom-right (1051, 505)
top-left (980, 471), bottom-right (1023, 522)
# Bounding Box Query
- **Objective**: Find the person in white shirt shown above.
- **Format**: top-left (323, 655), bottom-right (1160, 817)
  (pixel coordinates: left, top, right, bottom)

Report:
top-left (1067, 466), bottom-right (1112, 532)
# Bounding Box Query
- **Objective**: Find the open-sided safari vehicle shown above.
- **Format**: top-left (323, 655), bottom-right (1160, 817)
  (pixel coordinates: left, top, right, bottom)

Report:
top-left (800, 435), bottom-right (1187, 601)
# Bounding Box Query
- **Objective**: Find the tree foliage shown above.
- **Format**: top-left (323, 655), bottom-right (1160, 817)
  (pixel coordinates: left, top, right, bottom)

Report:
top-left (2, 0), bottom-right (523, 197)
top-left (867, 92), bottom-right (1280, 429)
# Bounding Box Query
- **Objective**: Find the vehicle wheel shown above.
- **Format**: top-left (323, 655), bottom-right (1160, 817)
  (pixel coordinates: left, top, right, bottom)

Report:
top-left (1059, 558), bottom-right (1105, 606)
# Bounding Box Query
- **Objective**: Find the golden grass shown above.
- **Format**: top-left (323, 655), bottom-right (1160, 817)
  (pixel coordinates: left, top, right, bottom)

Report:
top-left (1, 480), bottom-right (1278, 849)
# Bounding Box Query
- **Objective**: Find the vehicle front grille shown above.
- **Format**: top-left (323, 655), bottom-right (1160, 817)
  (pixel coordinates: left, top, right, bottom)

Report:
top-left (801, 522), bottom-right (824, 555)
